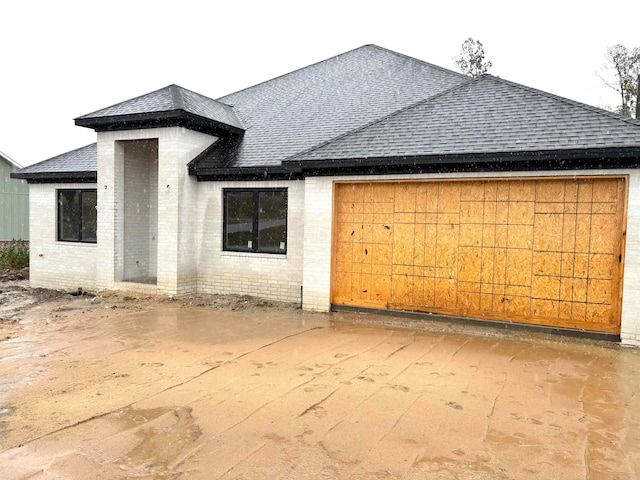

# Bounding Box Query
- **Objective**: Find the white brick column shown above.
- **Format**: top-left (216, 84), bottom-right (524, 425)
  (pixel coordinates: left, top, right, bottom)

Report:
top-left (97, 127), bottom-right (215, 295)
top-left (302, 177), bottom-right (334, 311)
top-left (156, 128), bottom-right (215, 295)
top-left (96, 135), bottom-right (122, 289)
top-left (621, 171), bottom-right (640, 346)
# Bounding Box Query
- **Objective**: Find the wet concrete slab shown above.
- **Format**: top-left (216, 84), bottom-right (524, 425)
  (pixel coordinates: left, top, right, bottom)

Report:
top-left (0, 303), bottom-right (639, 479)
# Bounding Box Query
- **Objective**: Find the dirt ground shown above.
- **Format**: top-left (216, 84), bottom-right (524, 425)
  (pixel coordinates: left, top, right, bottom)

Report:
top-left (1, 272), bottom-right (640, 479)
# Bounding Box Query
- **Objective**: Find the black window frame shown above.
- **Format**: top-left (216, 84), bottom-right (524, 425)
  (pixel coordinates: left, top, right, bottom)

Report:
top-left (223, 188), bottom-right (288, 254)
top-left (57, 189), bottom-right (98, 243)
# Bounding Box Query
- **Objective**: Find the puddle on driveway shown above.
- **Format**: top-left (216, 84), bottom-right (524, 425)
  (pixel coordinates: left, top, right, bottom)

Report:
top-left (0, 304), bottom-right (639, 479)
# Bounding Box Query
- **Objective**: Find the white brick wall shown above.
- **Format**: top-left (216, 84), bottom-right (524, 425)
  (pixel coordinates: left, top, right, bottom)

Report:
top-left (29, 183), bottom-right (98, 291)
top-left (96, 134), bottom-right (121, 289)
top-left (123, 140), bottom-right (158, 281)
top-left (197, 180), bottom-right (304, 303)
top-left (96, 127), bottom-right (216, 294)
top-left (621, 172), bottom-right (640, 346)
top-left (302, 177), bottom-right (333, 311)
top-left (174, 129), bottom-right (212, 295)
top-left (30, 137), bottom-right (640, 345)
top-left (150, 127), bottom-right (215, 294)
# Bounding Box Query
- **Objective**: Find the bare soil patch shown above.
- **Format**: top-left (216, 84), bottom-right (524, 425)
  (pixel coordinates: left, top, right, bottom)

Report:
top-left (0, 268), bottom-right (299, 342)
top-left (0, 268), bottom-right (28, 283)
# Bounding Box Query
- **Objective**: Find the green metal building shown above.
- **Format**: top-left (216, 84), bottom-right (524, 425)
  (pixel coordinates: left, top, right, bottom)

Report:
top-left (0, 151), bottom-right (28, 241)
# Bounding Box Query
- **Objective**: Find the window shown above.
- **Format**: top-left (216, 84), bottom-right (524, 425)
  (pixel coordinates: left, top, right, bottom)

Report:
top-left (57, 189), bottom-right (97, 243)
top-left (224, 188), bottom-right (287, 254)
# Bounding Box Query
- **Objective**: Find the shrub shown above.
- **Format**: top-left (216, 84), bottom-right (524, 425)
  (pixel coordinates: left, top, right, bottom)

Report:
top-left (0, 240), bottom-right (29, 270)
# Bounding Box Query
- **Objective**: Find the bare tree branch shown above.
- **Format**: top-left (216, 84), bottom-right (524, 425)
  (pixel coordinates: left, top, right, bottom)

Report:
top-left (600, 44), bottom-right (640, 118)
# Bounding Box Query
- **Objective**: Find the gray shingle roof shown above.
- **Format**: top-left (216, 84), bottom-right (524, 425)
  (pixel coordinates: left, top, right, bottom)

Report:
top-left (15, 45), bottom-right (640, 181)
top-left (289, 75), bottom-right (640, 163)
top-left (76, 84), bottom-right (244, 131)
top-left (12, 144), bottom-right (96, 179)
top-left (204, 44), bottom-right (468, 168)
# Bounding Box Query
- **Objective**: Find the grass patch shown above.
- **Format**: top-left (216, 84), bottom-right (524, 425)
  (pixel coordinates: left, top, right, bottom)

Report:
top-left (0, 240), bottom-right (29, 270)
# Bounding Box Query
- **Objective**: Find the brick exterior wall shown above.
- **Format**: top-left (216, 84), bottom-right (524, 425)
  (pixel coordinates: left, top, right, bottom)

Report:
top-left (621, 172), bottom-right (640, 346)
top-left (197, 180), bottom-right (304, 304)
top-left (301, 177), bottom-right (333, 311)
top-left (27, 134), bottom-right (640, 345)
top-left (95, 127), bottom-right (216, 295)
top-left (28, 182), bottom-right (98, 291)
top-left (122, 140), bottom-right (158, 281)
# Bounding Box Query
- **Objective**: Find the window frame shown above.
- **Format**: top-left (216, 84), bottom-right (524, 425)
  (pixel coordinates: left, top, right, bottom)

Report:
top-left (57, 188), bottom-right (98, 244)
top-left (223, 188), bottom-right (288, 254)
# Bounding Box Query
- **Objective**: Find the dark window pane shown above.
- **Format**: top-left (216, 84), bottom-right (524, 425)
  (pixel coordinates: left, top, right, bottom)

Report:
top-left (226, 191), bottom-right (254, 249)
top-left (223, 189), bottom-right (288, 254)
top-left (82, 191), bottom-right (97, 242)
top-left (59, 190), bottom-right (81, 241)
top-left (258, 191), bottom-right (287, 251)
top-left (57, 189), bottom-right (97, 243)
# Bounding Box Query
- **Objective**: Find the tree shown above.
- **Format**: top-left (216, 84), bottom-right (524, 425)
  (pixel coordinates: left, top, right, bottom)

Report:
top-left (600, 44), bottom-right (640, 118)
top-left (454, 38), bottom-right (492, 77)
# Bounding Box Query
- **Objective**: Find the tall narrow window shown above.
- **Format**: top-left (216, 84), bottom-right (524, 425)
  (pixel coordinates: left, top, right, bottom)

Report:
top-left (58, 189), bottom-right (97, 243)
top-left (224, 189), bottom-right (287, 254)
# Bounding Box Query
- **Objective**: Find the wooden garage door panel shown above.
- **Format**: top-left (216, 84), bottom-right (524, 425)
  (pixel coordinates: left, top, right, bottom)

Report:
top-left (332, 178), bottom-right (626, 333)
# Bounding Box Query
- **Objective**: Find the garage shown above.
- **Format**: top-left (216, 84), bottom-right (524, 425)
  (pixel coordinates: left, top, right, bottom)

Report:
top-left (332, 177), bottom-right (627, 333)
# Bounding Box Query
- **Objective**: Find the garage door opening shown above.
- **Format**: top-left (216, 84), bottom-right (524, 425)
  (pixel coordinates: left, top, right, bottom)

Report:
top-left (331, 177), bottom-right (627, 334)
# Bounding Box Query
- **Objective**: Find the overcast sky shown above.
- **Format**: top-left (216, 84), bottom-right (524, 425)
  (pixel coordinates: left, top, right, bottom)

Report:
top-left (2, 0), bottom-right (639, 166)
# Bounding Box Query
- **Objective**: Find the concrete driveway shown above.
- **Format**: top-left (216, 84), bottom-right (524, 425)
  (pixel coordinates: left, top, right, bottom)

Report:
top-left (1, 296), bottom-right (639, 479)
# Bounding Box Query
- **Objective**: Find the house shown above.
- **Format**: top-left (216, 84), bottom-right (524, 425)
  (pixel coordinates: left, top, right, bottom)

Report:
top-left (0, 150), bottom-right (28, 241)
top-left (12, 45), bottom-right (640, 345)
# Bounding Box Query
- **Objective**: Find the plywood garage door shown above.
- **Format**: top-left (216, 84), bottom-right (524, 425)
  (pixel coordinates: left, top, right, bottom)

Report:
top-left (332, 178), bottom-right (626, 333)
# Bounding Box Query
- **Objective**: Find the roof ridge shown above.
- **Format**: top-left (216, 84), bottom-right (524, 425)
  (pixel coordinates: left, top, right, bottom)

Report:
top-left (169, 83), bottom-right (236, 108)
top-left (216, 45), bottom-right (373, 102)
top-left (288, 74), bottom-right (640, 163)
top-left (76, 84), bottom-right (232, 119)
top-left (76, 85), bottom-right (176, 119)
top-left (484, 74), bottom-right (640, 128)
top-left (217, 44), bottom-right (467, 103)
top-left (284, 76), bottom-right (479, 162)
top-left (367, 44), bottom-right (469, 80)
top-left (169, 84), bottom-right (186, 110)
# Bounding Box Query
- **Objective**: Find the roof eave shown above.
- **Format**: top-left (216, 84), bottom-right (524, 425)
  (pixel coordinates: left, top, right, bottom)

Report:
top-left (75, 110), bottom-right (245, 137)
top-left (16, 146), bottom-right (640, 183)
top-left (287, 146), bottom-right (640, 170)
top-left (11, 171), bottom-right (97, 183)
top-left (193, 166), bottom-right (303, 181)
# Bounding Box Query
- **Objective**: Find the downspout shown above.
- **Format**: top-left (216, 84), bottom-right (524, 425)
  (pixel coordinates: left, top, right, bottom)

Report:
top-left (636, 74), bottom-right (640, 119)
